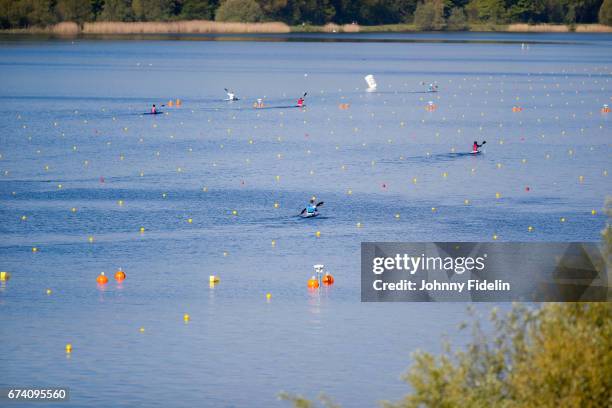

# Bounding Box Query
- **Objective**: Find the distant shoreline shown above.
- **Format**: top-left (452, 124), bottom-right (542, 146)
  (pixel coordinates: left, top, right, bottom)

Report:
top-left (1, 21), bottom-right (611, 36)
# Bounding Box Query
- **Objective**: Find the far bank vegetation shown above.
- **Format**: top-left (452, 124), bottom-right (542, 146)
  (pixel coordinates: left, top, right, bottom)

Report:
top-left (1, 0), bottom-right (612, 34)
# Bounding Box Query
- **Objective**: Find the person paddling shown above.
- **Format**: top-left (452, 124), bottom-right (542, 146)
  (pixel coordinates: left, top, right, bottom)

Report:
top-left (297, 92), bottom-right (307, 108)
top-left (225, 88), bottom-right (238, 101)
top-left (151, 104), bottom-right (157, 114)
top-left (472, 140), bottom-right (486, 152)
top-left (301, 199), bottom-right (324, 217)
top-left (306, 199), bottom-right (317, 214)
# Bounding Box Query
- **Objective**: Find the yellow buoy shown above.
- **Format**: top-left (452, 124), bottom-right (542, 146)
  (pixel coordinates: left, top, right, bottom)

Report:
top-left (183, 314), bottom-right (190, 322)
top-left (65, 343), bottom-right (72, 353)
top-left (315, 231), bottom-right (321, 237)
top-left (32, 247), bottom-right (38, 253)
top-left (46, 288), bottom-right (52, 295)
top-left (591, 209), bottom-right (597, 215)
top-left (0, 271), bottom-right (10, 281)
top-left (266, 293), bottom-right (272, 301)
top-left (139, 327), bottom-right (145, 333)
top-left (140, 227), bottom-right (145, 233)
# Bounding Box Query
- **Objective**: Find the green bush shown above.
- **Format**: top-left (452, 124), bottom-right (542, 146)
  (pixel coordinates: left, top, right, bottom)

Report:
top-left (383, 303), bottom-right (611, 408)
top-left (215, 0), bottom-right (264, 22)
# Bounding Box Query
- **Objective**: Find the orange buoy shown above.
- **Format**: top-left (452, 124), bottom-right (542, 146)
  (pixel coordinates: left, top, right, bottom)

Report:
top-left (176, 99), bottom-right (182, 106)
top-left (114, 269), bottom-right (126, 282)
top-left (307, 276), bottom-right (319, 289)
top-left (425, 102), bottom-right (437, 111)
top-left (96, 272), bottom-right (108, 285)
top-left (601, 105), bottom-right (610, 113)
top-left (168, 100), bottom-right (173, 107)
top-left (512, 106), bottom-right (523, 112)
top-left (338, 103), bottom-right (350, 110)
top-left (322, 273), bottom-right (334, 285)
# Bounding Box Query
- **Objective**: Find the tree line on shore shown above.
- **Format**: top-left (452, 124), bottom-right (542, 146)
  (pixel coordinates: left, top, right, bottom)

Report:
top-left (1, 0), bottom-right (611, 30)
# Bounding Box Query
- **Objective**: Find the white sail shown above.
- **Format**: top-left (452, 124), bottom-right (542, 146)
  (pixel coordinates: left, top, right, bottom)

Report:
top-left (364, 74), bottom-right (377, 91)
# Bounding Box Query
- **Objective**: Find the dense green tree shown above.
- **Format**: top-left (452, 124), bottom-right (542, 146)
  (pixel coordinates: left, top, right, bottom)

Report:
top-left (180, 0), bottom-right (216, 19)
top-left (569, 0), bottom-right (604, 22)
top-left (356, 0), bottom-right (417, 24)
top-left (0, 0), bottom-right (608, 28)
top-left (258, 0), bottom-right (288, 19)
top-left (56, 0), bottom-right (92, 23)
top-left (99, 0), bottom-right (132, 20)
top-left (413, 0), bottom-right (445, 29)
top-left (447, 5), bottom-right (468, 28)
top-left (507, 0), bottom-right (546, 22)
top-left (0, 0), bottom-right (56, 28)
top-left (600, 0), bottom-right (612, 24)
top-left (466, 0), bottom-right (505, 23)
top-left (281, 0), bottom-right (335, 25)
top-left (215, 0), bottom-right (264, 22)
top-left (139, 0), bottom-right (174, 21)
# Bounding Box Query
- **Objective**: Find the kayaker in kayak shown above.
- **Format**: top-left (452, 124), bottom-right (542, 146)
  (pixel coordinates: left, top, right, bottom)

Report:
top-left (472, 140), bottom-right (486, 152)
top-left (151, 104), bottom-right (157, 114)
top-left (297, 97), bottom-right (305, 107)
top-left (225, 88), bottom-right (238, 101)
top-left (300, 199), bottom-right (324, 217)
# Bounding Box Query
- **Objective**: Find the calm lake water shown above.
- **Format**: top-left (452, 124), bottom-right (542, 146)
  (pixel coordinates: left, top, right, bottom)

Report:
top-left (0, 32), bottom-right (610, 407)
